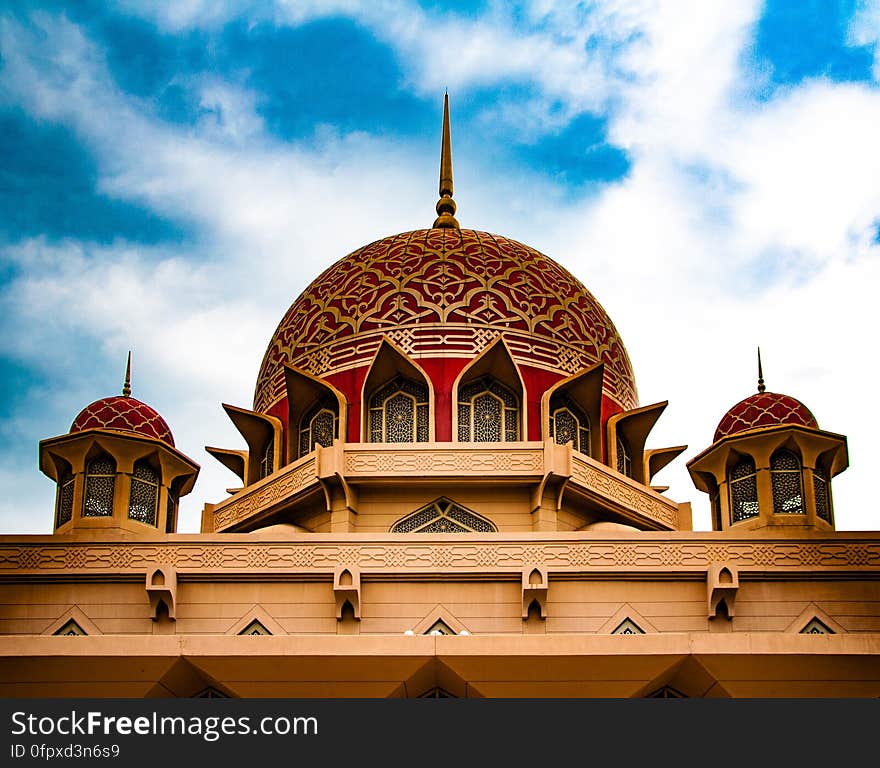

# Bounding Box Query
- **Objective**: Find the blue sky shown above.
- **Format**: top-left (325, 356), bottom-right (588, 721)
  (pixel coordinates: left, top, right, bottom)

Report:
top-left (2, 1), bottom-right (879, 533)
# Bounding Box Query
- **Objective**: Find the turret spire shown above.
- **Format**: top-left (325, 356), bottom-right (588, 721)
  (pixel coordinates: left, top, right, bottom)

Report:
top-left (433, 92), bottom-right (460, 229)
top-left (122, 351), bottom-right (132, 397)
top-left (757, 347), bottom-right (765, 393)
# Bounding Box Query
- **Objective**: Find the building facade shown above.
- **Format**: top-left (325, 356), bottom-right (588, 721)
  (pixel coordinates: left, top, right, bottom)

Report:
top-left (1, 98), bottom-right (878, 698)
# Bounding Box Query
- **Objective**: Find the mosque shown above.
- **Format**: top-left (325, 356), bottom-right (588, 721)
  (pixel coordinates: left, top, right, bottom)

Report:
top-left (1, 98), bottom-right (878, 698)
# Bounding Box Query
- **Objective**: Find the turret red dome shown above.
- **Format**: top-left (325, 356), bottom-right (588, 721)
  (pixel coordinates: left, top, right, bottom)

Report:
top-left (70, 395), bottom-right (175, 446)
top-left (254, 228), bottom-right (637, 417)
top-left (714, 391), bottom-right (818, 442)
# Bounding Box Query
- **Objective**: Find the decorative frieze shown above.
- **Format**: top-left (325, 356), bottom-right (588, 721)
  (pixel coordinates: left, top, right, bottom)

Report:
top-left (569, 455), bottom-right (679, 529)
top-left (1, 536), bottom-right (878, 575)
top-left (211, 456), bottom-right (318, 531)
top-left (344, 445), bottom-right (544, 476)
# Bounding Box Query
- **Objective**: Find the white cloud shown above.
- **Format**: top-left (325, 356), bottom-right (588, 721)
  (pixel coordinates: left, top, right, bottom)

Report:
top-left (2, 3), bottom-right (880, 536)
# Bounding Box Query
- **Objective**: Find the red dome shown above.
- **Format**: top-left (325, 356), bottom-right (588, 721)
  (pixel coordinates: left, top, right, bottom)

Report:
top-left (70, 396), bottom-right (175, 446)
top-left (714, 391), bottom-right (818, 442)
top-left (255, 228), bottom-right (637, 415)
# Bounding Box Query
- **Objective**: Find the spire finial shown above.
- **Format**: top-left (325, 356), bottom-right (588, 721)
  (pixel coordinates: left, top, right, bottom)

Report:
top-left (757, 346), bottom-right (765, 393)
top-left (122, 351), bottom-right (132, 397)
top-left (433, 92), bottom-right (460, 229)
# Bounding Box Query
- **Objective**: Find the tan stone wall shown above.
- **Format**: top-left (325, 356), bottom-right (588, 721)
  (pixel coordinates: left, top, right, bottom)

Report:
top-left (350, 485), bottom-right (534, 533)
top-left (2, 575), bottom-right (878, 638)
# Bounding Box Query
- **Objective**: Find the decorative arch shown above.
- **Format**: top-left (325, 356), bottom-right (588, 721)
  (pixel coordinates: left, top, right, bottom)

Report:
top-left (541, 363), bottom-right (603, 459)
top-left (128, 457), bottom-right (160, 526)
top-left (729, 453), bottom-right (759, 524)
top-left (221, 404), bottom-right (283, 484)
top-left (390, 498), bottom-right (497, 533)
top-left (361, 337), bottom-right (434, 443)
top-left (53, 456), bottom-right (75, 528)
top-left (452, 336), bottom-right (525, 443)
top-left (83, 451), bottom-right (116, 518)
top-left (771, 448), bottom-right (804, 514)
top-left (284, 363), bottom-right (347, 460)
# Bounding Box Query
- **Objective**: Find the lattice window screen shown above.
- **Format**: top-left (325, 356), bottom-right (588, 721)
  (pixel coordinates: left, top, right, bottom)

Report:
top-left (83, 457), bottom-right (115, 517)
top-left (391, 498), bottom-right (497, 533)
top-left (771, 449), bottom-right (804, 514)
top-left (729, 456), bottom-right (759, 523)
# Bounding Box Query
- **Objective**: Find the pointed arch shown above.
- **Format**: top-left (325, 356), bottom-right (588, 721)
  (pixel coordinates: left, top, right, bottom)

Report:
top-left (128, 456), bottom-right (160, 526)
top-left (541, 363), bottom-right (603, 459)
top-left (452, 335), bottom-right (526, 442)
top-left (390, 497), bottom-right (497, 533)
top-left (361, 337), bottom-right (434, 443)
top-left (222, 404), bottom-right (283, 484)
top-left (729, 452), bottom-right (759, 524)
top-left (606, 401), bottom-right (667, 483)
top-left (771, 448), bottom-right (805, 514)
top-left (284, 363), bottom-right (347, 460)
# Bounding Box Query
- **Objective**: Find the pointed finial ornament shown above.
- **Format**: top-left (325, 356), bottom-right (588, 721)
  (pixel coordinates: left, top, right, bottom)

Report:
top-left (433, 92), bottom-right (460, 229)
top-left (757, 347), bottom-right (765, 393)
top-left (122, 351), bottom-right (132, 397)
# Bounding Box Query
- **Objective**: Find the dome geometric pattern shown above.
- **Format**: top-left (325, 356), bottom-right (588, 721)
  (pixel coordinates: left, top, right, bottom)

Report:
top-left (714, 391), bottom-right (818, 443)
top-left (70, 396), bottom-right (175, 446)
top-left (255, 228), bottom-right (637, 414)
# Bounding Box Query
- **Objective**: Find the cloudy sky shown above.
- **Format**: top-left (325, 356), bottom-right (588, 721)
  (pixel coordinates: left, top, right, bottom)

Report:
top-left (1, 1), bottom-right (879, 534)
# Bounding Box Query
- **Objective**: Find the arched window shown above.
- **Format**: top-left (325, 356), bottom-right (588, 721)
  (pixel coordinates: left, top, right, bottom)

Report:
top-left (259, 439), bottom-right (274, 480)
top-left (298, 400), bottom-right (338, 457)
top-left (813, 465), bottom-right (832, 523)
top-left (391, 498), bottom-right (497, 533)
top-left (457, 376), bottom-right (519, 443)
top-left (616, 435), bottom-right (632, 477)
top-left (83, 455), bottom-right (116, 517)
top-left (549, 394), bottom-right (590, 454)
top-left (56, 465), bottom-right (75, 527)
top-left (128, 459), bottom-right (159, 526)
top-left (729, 455), bottom-right (758, 523)
top-left (771, 449), bottom-right (804, 514)
top-left (368, 375), bottom-right (429, 443)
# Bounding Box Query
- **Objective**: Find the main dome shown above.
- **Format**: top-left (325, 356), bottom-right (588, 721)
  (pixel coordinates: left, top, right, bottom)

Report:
top-left (254, 228), bottom-right (637, 414)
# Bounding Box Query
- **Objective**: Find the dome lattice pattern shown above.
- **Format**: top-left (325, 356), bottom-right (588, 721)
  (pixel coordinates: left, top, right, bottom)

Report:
top-left (70, 396), bottom-right (175, 446)
top-left (714, 392), bottom-right (818, 443)
top-left (255, 228), bottom-right (637, 413)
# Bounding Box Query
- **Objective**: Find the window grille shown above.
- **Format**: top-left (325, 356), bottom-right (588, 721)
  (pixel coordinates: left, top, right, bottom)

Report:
top-left (165, 493), bottom-right (176, 533)
top-left (612, 618), bottom-right (644, 634)
top-left (56, 467), bottom-right (75, 527)
top-left (368, 376), bottom-right (429, 443)
top-left (647, 686), bottom-right (687, 698)
top-left (239, 620), bottom-right (271, 635)
top-left (801, 618), bottom-right (833, 634)
top-left (83, 456), bottom-right (115, 517)
top-left (54, 620), bottom-right (86, 636)
top-left (418, 688), bottom-right (457, 698)
top-left (259, 439), bottom-right (274, 480)
top-left (298, 403), bottom-right (338, 457)
top-left (813, 466), bottom-right (832, 523)
top-left (128, 460), bottom-right (159, 526)
top-left (729, 456), bottom-right (759, 523)
top-left (771, 449), bottom-right (804, 514)
top-left (194, 687), bottom-right (230, 698)
top-left (457, 376), bottom-right (519, 442)
top-left (391, 498), bottom-right (497, 533)
top-left (549, 394), bottom-right (590, 454)
top-left (425, 620), bottom-right (456, 635)
top-left (616, 435), bottom-right (632, 477)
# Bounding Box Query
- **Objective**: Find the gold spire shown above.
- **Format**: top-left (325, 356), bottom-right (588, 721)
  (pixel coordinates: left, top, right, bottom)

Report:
top-left (122, 351), bottom-right (132, 397)
top-left (757, 347), bottom-right (765, 393)
top-left (433, 92), bottom-right (460, 229)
